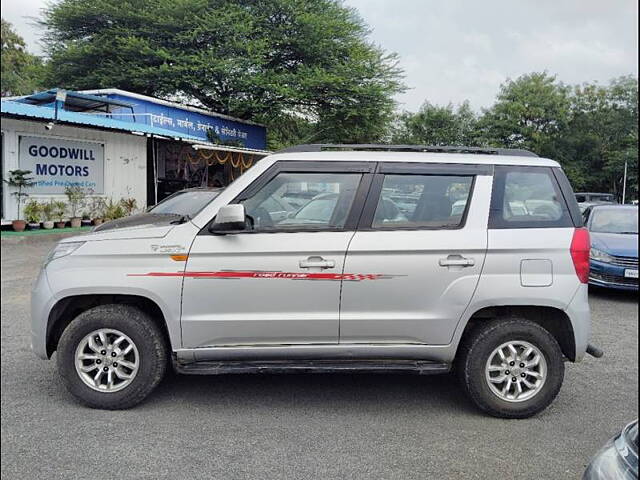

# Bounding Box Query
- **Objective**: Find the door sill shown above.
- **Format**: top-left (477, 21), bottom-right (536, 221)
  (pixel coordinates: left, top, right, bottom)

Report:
top-left (175, 343), bottom-right (451, 363)
top-left (175, 359), bottom-right (450, 376)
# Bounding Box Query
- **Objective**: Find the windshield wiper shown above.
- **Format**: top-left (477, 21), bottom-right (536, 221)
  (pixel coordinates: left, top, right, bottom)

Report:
top-left (170, 214), bottom-right (192, 225)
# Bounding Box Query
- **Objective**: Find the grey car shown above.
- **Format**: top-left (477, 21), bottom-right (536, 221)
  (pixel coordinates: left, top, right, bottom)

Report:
top-left (583, 420), bottom-right (638, 480)
top-left (31, 144), bottom-right (601, 417)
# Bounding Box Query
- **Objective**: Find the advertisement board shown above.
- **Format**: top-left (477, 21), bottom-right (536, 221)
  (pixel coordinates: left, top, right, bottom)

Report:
top-left (104, 92), bottom-right (267, 150)
top-left (19, 136), bottom-right (104, 194)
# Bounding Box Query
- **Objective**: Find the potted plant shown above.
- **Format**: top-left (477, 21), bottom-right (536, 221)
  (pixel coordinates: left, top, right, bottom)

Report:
top-left (81, 211), bottom-right (92, 227)
top-left (121, 197), bottom-right (138, 216)
top-left (65, 186), bottom-right (86, 228)
top-left (42, 201), bottom-right (55, 229)
top-left (24, 200), bottom-right (43, 230)
top-left (89, 196), bottom-right (106, 225)
top-left (52, 200), bottom-right (67, 229)
top-left (3, 169), bottom-right (36, 232)
top-left (104, 198), bottom-right (125, 221)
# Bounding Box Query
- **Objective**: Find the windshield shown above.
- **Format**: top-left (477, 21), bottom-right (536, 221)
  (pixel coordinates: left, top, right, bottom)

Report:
top-left (590, 208), bottom-right (638, 234)
top-left (149, 190), bottom-right (221, 216)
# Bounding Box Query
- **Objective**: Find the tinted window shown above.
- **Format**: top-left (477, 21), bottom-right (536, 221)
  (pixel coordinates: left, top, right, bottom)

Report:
top-left (240, 172), bottom-right (361, 231)
top-left (490, 166), bottom-right (572, 229)
top-left (372, 174), bottom-right (473, 228)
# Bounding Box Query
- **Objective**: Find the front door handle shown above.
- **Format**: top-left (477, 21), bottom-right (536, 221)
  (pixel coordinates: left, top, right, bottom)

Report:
top-left (439, 255), bottom-right (475, 267)
top-left (299, 256), bottom-right (336, 269)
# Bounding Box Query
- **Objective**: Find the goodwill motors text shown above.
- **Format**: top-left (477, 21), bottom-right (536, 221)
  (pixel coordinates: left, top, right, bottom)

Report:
top-left (29, 144), bottom-right (96, 177)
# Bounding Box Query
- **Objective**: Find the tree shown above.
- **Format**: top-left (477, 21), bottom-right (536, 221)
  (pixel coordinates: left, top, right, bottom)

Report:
top-left (475, 72), bottom-right (571, 156)
top-left (390, 101), bottom-right (478, 145)
top-left (1, 18), bottom-right (45, 96)
top-left (3, 169), bottom-right (35, 220)
top-left (41, 0), bottom-right (404, 145)
top-left (558, 76), bottom-right (638, 198)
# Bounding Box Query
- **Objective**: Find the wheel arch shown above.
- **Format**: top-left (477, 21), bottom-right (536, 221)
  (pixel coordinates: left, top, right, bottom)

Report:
top-left (457, 305), bottom-right (577, 362)
top-left (46, 294), bottom-right (172, 358)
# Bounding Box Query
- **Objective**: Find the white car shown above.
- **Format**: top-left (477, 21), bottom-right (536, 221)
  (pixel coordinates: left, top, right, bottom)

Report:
top-left (31, 144), bottom-right (600, 417)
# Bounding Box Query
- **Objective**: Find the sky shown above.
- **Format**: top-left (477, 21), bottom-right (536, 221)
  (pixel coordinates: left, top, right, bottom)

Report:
top-left (2, 0), bottom-right (638, 112)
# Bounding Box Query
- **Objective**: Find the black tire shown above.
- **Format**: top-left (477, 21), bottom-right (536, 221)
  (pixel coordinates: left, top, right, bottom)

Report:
top-left (57, 304), bottom-right (168, 410)
top-left (456, 316), bottom-right (565, 419)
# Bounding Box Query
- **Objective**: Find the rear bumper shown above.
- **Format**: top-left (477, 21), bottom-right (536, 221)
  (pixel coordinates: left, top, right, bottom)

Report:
top-left (589, 259), bottom-right (639, 291)
top-left (565, 284), bottom-right (591, 362)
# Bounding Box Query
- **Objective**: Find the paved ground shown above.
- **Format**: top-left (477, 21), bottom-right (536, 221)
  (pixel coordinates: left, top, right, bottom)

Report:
top-left (1, 237), bottom-right (638, 480)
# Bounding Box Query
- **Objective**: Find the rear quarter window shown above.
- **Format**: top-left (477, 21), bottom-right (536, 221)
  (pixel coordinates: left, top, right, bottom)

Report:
top-left (489, 166), bottom-right (574, 229)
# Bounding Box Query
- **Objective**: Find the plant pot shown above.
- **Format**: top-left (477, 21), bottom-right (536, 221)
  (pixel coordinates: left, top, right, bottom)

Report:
top-left (70, 217), bottom-right (82, 228)
top-left (55, 221), bottom-right (67, 229)
top-left (12, 220), bottom-right (27, 232)
top-left (28, 222), bottom-right (41, 230)
top-left (93, 218), bottom-right (104, 226)
top-left (81, 219), bottom-right (92, 227)
top-left (43, 221), bottom-right (54, 230)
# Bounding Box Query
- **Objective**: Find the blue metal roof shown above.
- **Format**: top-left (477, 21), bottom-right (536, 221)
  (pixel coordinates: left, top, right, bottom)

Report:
top-left (1, 98), bottom-right (206, 141)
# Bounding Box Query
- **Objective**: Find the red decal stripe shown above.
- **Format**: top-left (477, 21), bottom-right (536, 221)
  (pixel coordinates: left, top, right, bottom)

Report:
top-left (127, 270), bottom-right (390, 281)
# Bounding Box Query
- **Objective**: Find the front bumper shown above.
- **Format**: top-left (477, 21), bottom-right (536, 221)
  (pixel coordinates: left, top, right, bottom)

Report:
top-left (30, 267), bottom-right (56, 359)
top-left (589, 259), bottom-right (639, 291)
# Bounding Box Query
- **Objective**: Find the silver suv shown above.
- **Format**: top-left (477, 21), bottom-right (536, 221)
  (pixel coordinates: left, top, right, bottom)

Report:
top-left (31, 145), bottom-right (600, 418)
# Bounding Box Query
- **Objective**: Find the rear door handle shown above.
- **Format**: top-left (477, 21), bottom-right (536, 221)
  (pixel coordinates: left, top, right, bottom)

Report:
top-left (439, 255), bottom-right (475, 267)
top-left (299, 256), bottom-right (336, 269)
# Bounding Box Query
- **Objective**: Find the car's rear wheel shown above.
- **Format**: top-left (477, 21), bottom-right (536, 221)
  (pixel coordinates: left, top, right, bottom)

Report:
top-left (57, 304), bottom-right (167, 409)
top-left (457, 316), bottom-right (565, 419)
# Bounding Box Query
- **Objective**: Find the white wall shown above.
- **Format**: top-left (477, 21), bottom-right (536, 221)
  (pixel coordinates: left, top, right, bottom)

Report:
top-left (1, 118), bottom-right (147, 222)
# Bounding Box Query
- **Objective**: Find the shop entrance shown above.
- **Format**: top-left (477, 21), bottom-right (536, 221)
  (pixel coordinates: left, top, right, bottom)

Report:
top-left (148, 139), bottom-right (265, 205)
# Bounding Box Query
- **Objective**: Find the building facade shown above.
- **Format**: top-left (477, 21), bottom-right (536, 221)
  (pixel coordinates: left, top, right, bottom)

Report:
top-left (1, 89), bottom-right (268, 224)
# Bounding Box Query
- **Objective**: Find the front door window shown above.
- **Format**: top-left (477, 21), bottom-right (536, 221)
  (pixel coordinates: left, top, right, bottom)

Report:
top-left (240, 172), bottom-right (362, 231)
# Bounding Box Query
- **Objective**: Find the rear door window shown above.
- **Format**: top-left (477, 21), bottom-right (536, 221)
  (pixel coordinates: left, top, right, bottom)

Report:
top-left (489, 166), bottom-right (573, 229)
top-left (371, 174), bottom-right (474, 229)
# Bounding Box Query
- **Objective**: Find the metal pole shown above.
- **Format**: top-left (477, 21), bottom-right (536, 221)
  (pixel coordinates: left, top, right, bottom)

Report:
top-left (622, 158), bottom-right (628, 204)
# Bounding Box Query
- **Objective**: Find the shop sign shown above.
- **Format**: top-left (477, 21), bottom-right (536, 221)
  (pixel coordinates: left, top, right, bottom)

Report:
top-left (19, 136), bottom-right (104, 194)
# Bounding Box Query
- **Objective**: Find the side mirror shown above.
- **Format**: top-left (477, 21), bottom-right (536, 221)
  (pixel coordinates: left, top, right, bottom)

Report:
top-left (209, 204), bottom-right (248, 233)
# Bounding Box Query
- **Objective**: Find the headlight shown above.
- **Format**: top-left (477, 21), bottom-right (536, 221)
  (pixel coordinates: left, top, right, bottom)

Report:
top-left (45, 241), bottom-right (85, 265)
top-left (590, 248), bottom-right (613, 263)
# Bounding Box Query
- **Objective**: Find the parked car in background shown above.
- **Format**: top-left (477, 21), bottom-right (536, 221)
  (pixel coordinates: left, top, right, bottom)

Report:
top-left (583, 205), bottom-right (638, 290)
top-left (583, 420), bottom-right (638, 480)
top-left (575, 192), bottom-right (618, 213)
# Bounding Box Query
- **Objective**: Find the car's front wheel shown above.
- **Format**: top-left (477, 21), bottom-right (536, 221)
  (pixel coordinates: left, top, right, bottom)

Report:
top-left (457, 316), bottom-right (565, 419)
top-left (57, 304), bottom-right (168, 409)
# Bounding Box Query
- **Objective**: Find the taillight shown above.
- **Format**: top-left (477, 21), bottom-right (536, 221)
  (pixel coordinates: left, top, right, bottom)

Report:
top-left (570, 228), bottom-right (590, 283)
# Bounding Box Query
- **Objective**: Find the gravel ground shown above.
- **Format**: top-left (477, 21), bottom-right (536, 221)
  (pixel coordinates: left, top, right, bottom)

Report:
top-left (1, 237), bottom-right (637, 480)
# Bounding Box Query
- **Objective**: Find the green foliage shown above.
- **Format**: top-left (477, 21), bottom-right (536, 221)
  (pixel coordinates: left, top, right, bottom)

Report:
top-left (23, 200), bottom-right (43, 223)
top-left (3, 169), bottom-right (36, 220)
top-left (51, 201), bottom-right (67, 222)
top-left (120, 198), bottom-right (138, 216)
top-left (103, 198), bottom-right (125, 220)
top-left (394, 73), bottom-right (638, 200)
top-left (391, 101), bottom-right (478, 146)
top-left (1, 18), bottom-right (46, 96)
top-left (475, 72), bottom-right (571, 154)
top-left (41, 0), bottom-right (404, 145)
top-left (64, 185), bottom-right (87, 218)
top-left (88, 196), bottom-right (107, 219)
top-left (42, 201), bottom-right (55, 221)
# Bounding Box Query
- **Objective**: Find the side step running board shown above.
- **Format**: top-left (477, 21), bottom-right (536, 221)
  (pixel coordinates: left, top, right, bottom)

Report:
top-left (175, 360), bottom-right (451, 376)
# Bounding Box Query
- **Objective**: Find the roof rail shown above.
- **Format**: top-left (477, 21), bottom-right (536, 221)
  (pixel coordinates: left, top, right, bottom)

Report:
top-left (276, 144), bottom-right (538, 157)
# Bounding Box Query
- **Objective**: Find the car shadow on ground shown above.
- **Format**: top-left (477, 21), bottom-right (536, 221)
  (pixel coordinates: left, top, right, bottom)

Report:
top-left (589, 285), bottom-right (638, 303)
top-left (146, 371), bottom-right (483, 418)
